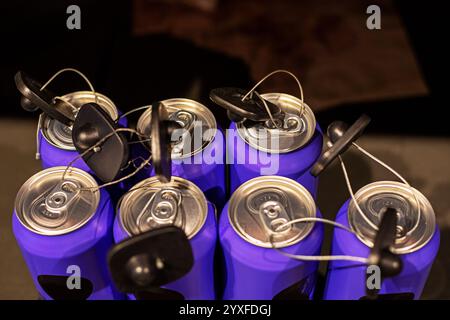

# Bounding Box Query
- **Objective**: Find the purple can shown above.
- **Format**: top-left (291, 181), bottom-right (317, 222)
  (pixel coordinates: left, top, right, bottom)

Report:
top-left (113, 176), bottom-right (217, 300)
top-left (38, 91), bottom-right (128, 171)
top-left (324, 181), bottom-right (440, 300)
top-left (136, 98), bottom-right (226, 210)
top-left (219, 176), bottom-right (323, 300)
top-left (12, 167), bottom-right (123, 300)
top-left (225, 93), bottom-right (323, 198)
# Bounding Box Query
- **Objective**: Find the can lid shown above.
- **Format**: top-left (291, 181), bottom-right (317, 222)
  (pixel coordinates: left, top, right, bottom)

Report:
top-left (14, 167), bottom-right (100, 236)
top-left (136, 98), bottom-right (217, 159)
top-left (119, 176), bottom-right (207, 239)
top-left (228, 176), bottom-right (316, 248)
top-left (41, 91), bottom-right (118, 150)
top-left (236, 93), bottom-right (316, 153)
top-left (348, 181), bottom-right (436, 254)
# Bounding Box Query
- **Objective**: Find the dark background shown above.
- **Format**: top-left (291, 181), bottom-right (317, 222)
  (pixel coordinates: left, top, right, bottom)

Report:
top-left (0, 0), bottom-right (449, 299)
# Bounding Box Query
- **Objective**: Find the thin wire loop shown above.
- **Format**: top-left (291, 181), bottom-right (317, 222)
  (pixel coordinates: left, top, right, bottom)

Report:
top-left (116, 105), bottom-right (151, 122)
top-left (60, 128), bottom-right (150, 190)
top-left (242, 69), bottom-right (307, 121)
top-left (269, 217), bottom-right (369, 264)
top-left (40, 68), bottom-right (98, 104)
top-left (339, 143), bottom-right (422, 234)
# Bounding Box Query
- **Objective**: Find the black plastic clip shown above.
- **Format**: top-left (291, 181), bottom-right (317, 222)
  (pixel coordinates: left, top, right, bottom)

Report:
top-left (310, 114), bottom-right (371, 177)
top-left (366, 207), bottom-right (403, 299)
top-left (209, 87), bottom-right (283, 123)
top-left (150, 102), bottom-right (182, 183)
top-left (72, 103), bottom-right (129, 182)
top-left (14, 71), bottom-right (75, 126)
top-left (108, 226), bottom-right (193, 300)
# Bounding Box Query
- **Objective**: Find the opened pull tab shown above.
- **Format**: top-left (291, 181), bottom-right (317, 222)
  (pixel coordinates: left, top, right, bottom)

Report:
top-left (72, 103), bottom-right (129, 183)
top-left (14, 71), bottom-right (75, 126)
top-left (366, 207), bottom-right (403, 299)
top-left (311, 114), bottom-right (371, 177)
top-left (151, 102), bottom-right (182, 183)
top-left (136, 189), bottom-right (182, 231)
top-left (209, 87), bottom-right (283, 123)
top-left (258, 200), bottom-right (293, 237)
top-left (107, 226), bottom-right (193, 299)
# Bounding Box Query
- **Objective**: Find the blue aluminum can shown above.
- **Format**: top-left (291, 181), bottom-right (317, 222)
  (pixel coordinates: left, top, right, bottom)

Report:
top-left (12, 167), bottom-right (123, 300)
top-left (324, 181), bottom-right (440, 300)
top-left (226, 93), bottom-right (322, 197)
top-left (113, 176), bottom-right (217, 300)
top-left (219, 176), bottom-right (323, 299)
top-left (136, 98), bottom-right (226, 210)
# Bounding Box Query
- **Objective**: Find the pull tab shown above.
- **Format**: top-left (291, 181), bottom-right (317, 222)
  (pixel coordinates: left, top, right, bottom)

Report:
top-left (258, 200), bottom-right (293, 235)
top-left (310, 114), bottom-right (371, 177)
top-left (72, 103), bottom-right (129, 183)
top-left (209, 87), bottom-right (283, 122)
top-left (14, 71), bottom-right (75, 126)
top-left (30, 180), bottom-right (80, 228)
top-left (366, 207), bottom-right (403, 299)
top-left (151, 102), bottom-right (182, 183)
top-left (107, 226), bottom-right (194, 299)
top-left (136, 189), bottom-right (182, 231)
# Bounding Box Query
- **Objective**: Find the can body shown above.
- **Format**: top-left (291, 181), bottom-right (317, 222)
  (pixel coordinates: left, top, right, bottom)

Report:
top-left (324, 199), bottom-right (440, 300)
top-left (113, 201), bottom-right (217, 300)
top-left (13, 178), bottom-right (122, 300)
top-left (228, 121), bottom-right (322, 197)
top-left (219, 176), bottom-right (324, 300)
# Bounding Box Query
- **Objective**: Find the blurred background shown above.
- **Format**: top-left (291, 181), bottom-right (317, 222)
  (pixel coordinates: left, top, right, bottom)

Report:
top-left (0, 0), bottom-right (449, 299)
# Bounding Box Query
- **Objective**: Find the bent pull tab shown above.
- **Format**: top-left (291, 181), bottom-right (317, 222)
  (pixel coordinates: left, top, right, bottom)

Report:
top-left (311, 114), bottom-right (371, 177)
top-left (209, 87), bottom-right (282, 122)
top-left (366, 207), bottom-right (403, 300)
top-left (14, 71), bottom-right (75, 125)
top-left (258, 200), bottom-right (293, 239)
top-left (107, 226), bottom-right (193, 299)
top-left (30, 180), bottom-right (81, 228)
top-left (136, 189), bottom-right (182, 232)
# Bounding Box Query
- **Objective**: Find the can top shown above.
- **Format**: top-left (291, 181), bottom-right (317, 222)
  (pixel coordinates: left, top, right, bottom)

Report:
top-left (41, 91), bottom-right (119, 151)
top-left (119, 176), bottom-right (208, 239)
top-left (237, 93), bottom-right (316, 153)
top-left (136, 98), bottom-right (217, 159)
top-left (348, 181), bottom-right (436, 254)
top-left (14, 167), bottom-right (100, 236)
top-left (228, 176), bottom-right (316, 248)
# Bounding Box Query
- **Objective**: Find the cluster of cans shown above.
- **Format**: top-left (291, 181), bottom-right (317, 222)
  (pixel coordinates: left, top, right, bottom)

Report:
top-left (12, 70), bottom-right (439, 300)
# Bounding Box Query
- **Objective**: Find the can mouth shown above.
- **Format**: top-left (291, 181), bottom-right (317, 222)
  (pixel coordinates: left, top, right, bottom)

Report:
top-left (119, 176), bottom-right (208, 239)
top-left (136, 98), bottom-right (217, 159)
top-left (228, 176), bottom-right (317, 248)
top-left (14, 167), bottom-right (100, 236)
top-left (348, 181), bottom-right (436, 254)
top-left (40, 91), bottom-right (118, 150)
top-left (236, 93), bottom-right (316, 153)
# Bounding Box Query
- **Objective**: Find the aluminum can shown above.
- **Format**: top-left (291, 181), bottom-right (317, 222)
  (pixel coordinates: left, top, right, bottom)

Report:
top-left (324, 181), bottom-right (440, 300)
top-left (219, 176), bottom-right (323, 299)
top-left (38, 91), bottom-right (127, 171)
top-left (136, 98), bottom-right (226, 210)
top-left (13, 167), bottom-right (122, 300)
top-left (113, 176), bottom-right (217, 300)
top-left (227, 93), bottom-right (322, 198)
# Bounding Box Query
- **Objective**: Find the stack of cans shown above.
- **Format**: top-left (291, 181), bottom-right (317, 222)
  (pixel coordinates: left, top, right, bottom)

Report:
top-left (11, 69), bottom-right (439, 300)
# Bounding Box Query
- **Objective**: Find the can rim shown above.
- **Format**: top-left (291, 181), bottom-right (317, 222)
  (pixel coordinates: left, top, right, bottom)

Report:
top-left (348, 180), bottom-right (436, 254)
top-left (14, 166), bottom-right (100, 236)
top-left (119, 176), bottom-right (208, 239)
top-left (40, 91), bottom-right (118, 151)
top-left (236, 92), bottom-right (316, 154)
top-left (228, 175), bottom-right (317, 248)
top-left (136, 98), bottom-right (217, 159)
